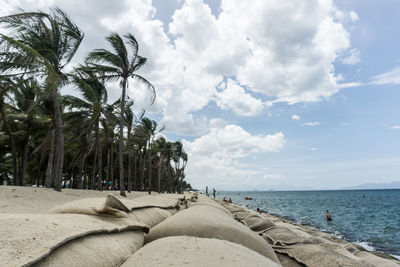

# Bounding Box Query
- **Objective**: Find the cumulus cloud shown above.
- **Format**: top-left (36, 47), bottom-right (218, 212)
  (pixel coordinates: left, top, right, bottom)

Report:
top-left (182, 124), bottom-right (286, 188)
top-left (215, 79), bottom-right (264, 116)
top-left (292, 114), bottom-right (301, 120)
top-left (301, 122), bottom-right (320, 126)
top-left (1, 0), bottom-right (360, 135)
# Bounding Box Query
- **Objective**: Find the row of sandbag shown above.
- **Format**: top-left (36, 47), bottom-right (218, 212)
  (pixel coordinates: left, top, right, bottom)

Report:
top-left (217, 200), bottom-right (400, 267)
top-left (1, 193), bottom-right (190, 267)
top-left (119, 193), bottom-right (283, 266)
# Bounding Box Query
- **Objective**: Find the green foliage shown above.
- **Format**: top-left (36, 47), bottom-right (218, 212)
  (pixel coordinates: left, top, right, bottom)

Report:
top-left (0, 8), bottom-right (188, 192)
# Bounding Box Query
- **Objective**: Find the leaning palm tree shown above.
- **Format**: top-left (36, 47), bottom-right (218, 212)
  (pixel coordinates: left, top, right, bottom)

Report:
top-left (0, 8), bottom-right (84, 191)
top-left (85, 33), bottom-right (155, 196)
top-left (64, 69), bottom-right (110, 190)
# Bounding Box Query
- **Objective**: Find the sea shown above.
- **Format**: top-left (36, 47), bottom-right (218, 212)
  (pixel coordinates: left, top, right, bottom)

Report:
top-left (217, 189), bottom-right (400, 258)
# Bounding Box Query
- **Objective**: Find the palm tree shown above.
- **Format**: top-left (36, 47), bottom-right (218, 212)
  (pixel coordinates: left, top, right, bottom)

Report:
top-left (0, 8), bottom-right (84, 191)
top-left (85, 33), bottom-right (155, 196)
top-left (172, 141), bottom-right (188, 193)
top-left (8, 77), bottom-right (41, 185)
top-left (152, 136), bottom-right (172, 193)
top-left (0, 76), bottom-right (18, 184)
top-left (64, 69), bottom-right (110, 190)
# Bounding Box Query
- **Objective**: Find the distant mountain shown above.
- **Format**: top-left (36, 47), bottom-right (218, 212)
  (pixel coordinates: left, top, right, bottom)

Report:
top-left (342, 181), bottom-right (400, 190)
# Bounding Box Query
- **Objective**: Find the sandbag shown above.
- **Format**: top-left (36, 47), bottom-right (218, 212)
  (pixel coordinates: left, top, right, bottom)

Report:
top-left (127, 207), bottom-right (177, 228)
top-left (0, 213), bottom-right (148, 267)
top-left (32, 231), bottom-right (144, 267)
top-left (122, 236), bottom-right (281, 267)
top-left (49, 193), bottom-right (183, 217)
top-left (188, 194), bottom-right (232, 216)
top-left (262, 226), bottom-right (310, 245)
top-left (355, 251), bottom-right (400, 267)
top-left (276, 253), bottom-right (305, 267)
top-left (274, 244), bottom-right (371, 267)
top-left (145, 205), bottom-right (281, 264)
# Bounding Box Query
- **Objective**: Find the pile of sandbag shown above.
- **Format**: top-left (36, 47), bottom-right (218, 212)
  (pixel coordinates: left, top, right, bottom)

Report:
top-left (1, 193), bottom-right (191, 266)
top-left (122, 236), bottom-right (281, 267)
top-left (217, 200), bottom-right (400, 267)
top-left (144, 203), bottom-right (282, 265)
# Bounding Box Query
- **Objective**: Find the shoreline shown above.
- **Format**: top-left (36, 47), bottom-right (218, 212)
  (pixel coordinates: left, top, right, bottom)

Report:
top-left (217, 189), bottom-right (400, 258)
top-left (1, 186), bottom-right (400, 266)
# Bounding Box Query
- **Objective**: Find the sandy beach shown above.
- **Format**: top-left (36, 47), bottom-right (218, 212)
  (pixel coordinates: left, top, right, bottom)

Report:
top-left (1, 186), bottom-right (400, 267)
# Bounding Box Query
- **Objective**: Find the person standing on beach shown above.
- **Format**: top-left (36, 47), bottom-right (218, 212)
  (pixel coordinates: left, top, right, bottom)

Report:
top-left (213, 188), bottom-right (216, 198)
top-left (206, 186), bottom-right (209, 196)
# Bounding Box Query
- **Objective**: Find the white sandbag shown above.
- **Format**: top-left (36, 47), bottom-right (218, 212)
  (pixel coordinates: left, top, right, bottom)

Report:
top-left (122, 236), bottom-right (281, 267)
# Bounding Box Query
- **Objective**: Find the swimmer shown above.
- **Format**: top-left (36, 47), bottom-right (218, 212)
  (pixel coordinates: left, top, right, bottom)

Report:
top-left (326, 210), bottom-right (332, 221)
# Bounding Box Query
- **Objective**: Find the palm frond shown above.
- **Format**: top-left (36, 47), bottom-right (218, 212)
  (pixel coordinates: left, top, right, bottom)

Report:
top-left (131, 74), bottom-right (156, 104)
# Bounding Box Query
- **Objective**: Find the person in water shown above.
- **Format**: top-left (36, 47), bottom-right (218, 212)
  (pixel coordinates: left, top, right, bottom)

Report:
top-left (326, 210), bottom-right (332, 221)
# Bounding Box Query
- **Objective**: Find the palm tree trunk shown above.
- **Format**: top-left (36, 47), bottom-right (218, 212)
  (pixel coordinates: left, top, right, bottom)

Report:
top-left (140, 152), bottom-right (145, 191)
top-left (92, 147), bottom-right (97, 190)
top-left (157, 155), bottom-right (163, 193)
top-left (110, 140), bottom-right (114, 187)
top-left (96, 120), bottom-right (102, 191)
top-left (53, 85), bottom-right (64, 192)
top-left (106, 147), bottom-right (110, 190)
top-left (77, 152), bottom-right (86, 189)
top-left (119, 79), bottom-right (127, 196)
top-left (20, 119), bottom-right (32, 186)
top-left (0, 100), bottom-right (19, 185)
top-left (127, 129), bottom-right (132, 192)
top-left (45, 128), bottom-right (55, 188)
top-left (133, 155), bottom-right (137, 191)
top-left (148, 150), bottom-right (152, 194)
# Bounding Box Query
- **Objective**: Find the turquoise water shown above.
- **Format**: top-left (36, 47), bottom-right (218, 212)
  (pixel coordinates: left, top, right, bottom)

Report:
top-left (217, 189), bottom-right (400, 256)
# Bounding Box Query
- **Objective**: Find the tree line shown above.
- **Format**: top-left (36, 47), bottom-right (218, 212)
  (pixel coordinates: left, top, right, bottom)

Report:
top-left (0, 8), bottom-right (190, 195)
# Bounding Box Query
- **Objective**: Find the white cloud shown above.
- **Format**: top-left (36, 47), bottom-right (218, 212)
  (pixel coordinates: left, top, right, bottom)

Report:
top-left (389, 125), bottom-right (400, 129)
top-left (292, 114), bottom-right (301, 120)
top-left (311, 147), bottom-right (318, 151)
top-left (215, 79), bottom-right (264, 116)
top-left (301, 122), bottom-right (320, 126)
top-left (340, 122), bottom-right (349, 126)
top-left (182, 124), bottom-right (286, 188)
top-left (349, 11), bottom-right (359, 22)
top-left (342, 48), bottom-right (360, 65)
top-left (1, 0), bottom-right (360, 135)
top-left (262, 174), bottom-right (283, 180)
top-left (371, 67), bottom-right (400, 85)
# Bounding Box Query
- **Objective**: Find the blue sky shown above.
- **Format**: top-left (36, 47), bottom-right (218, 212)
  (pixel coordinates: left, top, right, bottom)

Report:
top-left (2, 0), bottom-right (400, 190)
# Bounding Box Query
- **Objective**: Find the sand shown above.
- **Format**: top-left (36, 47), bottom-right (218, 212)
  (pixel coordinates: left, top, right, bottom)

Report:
top-left (0, 186), bottom-right (152, 214)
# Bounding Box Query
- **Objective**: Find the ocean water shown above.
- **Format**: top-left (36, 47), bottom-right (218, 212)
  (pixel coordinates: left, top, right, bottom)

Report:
top-left (217, 189), bottom-right (400, 257)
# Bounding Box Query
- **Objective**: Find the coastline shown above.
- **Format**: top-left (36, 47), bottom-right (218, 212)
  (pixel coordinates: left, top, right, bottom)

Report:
top-left (1, 186), bottom-right (400, 266)
top-left (219, 189), bottom-right (400, 258)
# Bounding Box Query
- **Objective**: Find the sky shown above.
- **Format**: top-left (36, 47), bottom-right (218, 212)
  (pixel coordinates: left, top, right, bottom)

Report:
top-left (1, 0), bottom-right (400, 190)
